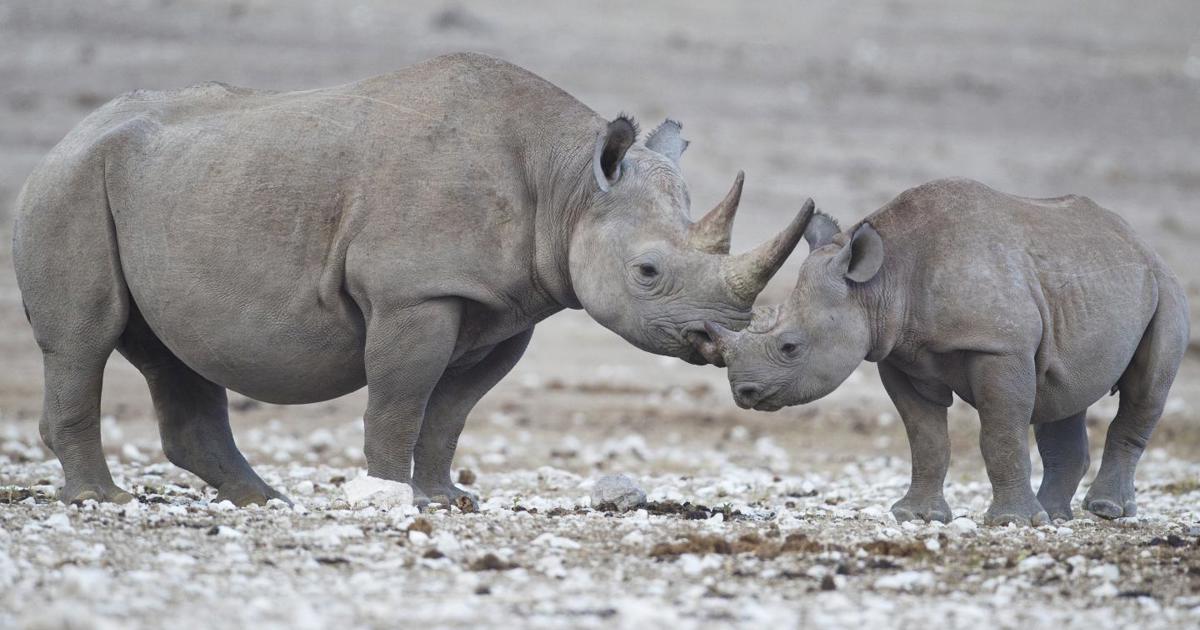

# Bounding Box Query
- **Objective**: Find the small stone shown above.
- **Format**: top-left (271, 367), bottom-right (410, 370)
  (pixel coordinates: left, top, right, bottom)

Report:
top-left (407, 517), bottom-right (433, 535)
top-left (590, 474), bottom-right (647, 512)
top-left (820, 574), bottom-right (837, 591)
top-left (343, 474), bottom-right (414, 508)
top-left (294, 480), bottom-right (315, 496)
top-left (949, 517), bottom-right (977, 533)
top-left (44, 513), bottom-right (73, 533)
top-left (457, 469), bottom-right (477, 485)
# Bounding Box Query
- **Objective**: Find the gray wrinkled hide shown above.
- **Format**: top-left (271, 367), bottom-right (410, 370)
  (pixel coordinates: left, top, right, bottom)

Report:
top-left (703, 178), bottom-right (1190, 526)
top-left (12, 52), bottom-right (807, 507)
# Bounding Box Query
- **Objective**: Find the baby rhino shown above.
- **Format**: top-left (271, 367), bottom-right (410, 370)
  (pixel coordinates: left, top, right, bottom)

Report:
top-left (695, 178), bottom-right (1189, 525)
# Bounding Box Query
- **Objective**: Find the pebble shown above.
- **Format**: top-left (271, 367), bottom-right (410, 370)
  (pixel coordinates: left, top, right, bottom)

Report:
top-left (342, 474), bottom-right (413, 508)
top-left (44, 512), bottom-right (73, 533)
top-left (949, 517), bottom-right (978, 533)
top-left (589, 474), bottom-right (647, 512)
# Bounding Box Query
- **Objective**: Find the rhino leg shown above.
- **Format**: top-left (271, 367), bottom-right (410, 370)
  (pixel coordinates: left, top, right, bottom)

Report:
top-left (413, 328), bottom-right (533, 509)
top-left (879, 363), bottom-right (952, 523)
top-left (116, 305), bottom-right (286, 507)
top-left (1034, 412), bottom-right (1090, 521)
top-left (1086, 280), bottom-right (1187, 519)
top-left (361, 299), bottom-right (462, 505)
top-left (16, 156), bottom-right (133, 505)
top-left (970, 354), bottom-right (1050, 526)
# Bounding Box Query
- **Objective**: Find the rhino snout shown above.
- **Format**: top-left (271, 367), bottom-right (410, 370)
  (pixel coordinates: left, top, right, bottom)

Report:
top-left (684, 324), bottom-right (725, 367)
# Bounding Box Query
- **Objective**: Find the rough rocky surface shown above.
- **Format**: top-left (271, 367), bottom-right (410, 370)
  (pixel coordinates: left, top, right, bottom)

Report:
top-left (2, 404), bottom-right (1199, 629)
top-left (590, 474), bottom-right (648, 512)
top-left (2, 1), bottom-right (1199, 628)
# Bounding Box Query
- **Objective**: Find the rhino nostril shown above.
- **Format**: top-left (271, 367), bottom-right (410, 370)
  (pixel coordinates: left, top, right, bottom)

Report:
top-left (734, 382), bottom-right (763, 404)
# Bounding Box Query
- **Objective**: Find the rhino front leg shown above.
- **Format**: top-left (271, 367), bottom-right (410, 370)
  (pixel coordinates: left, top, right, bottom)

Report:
top-left (413, 328), bottom-right (533, 509)
top-left (1034, 412), bottom-right (1090, 521)
top-left (879, 363), bottom-right (952, 523)
top-left (361, 299), bottom-right (462, 505)
top-left (970, 354), bottom-right (1049, 526)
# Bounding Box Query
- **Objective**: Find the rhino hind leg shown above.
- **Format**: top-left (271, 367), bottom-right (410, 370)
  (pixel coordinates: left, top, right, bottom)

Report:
top-left (1086, 277), bottom-right (1188, 519)
top-left (1034, 412), bottom-right (1090, 521)
top-left (117, 304), bottom-right (287, 507)
top-left (412, 328), bottom-right (533, 510)
top-left (15, 154), bottom-right (134, 504)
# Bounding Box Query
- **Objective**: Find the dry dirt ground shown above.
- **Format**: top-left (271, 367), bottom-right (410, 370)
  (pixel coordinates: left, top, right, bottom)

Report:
top-left (2, 1), bottom-right (1200, 628)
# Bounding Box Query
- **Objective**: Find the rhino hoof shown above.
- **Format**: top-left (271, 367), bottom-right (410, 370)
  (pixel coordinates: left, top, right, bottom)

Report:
top-left (61, 483), bottom-right (134, 505)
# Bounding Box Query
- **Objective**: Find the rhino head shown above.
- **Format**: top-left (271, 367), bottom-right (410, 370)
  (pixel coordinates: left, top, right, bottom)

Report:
top-left (568, 117), bottom-right (814, 365)
top-left (693, 214), bottom-right (886, 408)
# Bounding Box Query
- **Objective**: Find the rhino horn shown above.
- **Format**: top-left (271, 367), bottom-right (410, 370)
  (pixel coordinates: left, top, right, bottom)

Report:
top-left (720, 198), bottom-right (816, 305)
top-left (688, 171), bottom-right (744, 255)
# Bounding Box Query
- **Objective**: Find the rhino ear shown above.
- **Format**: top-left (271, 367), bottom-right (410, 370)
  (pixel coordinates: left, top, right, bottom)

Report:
top-left (832, 223), bottom-right (884, 283)
top-left (645, 119), bottom-right (688, 166)
top-left (592, 115), bottom-right (637, 192)
top-left (803, 209), bottom-right (840, 251)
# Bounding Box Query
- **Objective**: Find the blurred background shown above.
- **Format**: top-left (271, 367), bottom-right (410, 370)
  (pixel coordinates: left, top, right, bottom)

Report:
top-left (1, 0), bottom-right (1198, 475)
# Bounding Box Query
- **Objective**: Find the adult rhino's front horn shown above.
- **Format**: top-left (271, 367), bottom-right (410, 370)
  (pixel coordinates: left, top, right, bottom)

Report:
top-left (720, 198), bottom-right (816, 305)
top-left (688, 171), bottom-right (745, 255)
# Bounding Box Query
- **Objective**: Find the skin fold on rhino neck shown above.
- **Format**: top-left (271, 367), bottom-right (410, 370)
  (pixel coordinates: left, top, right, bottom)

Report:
top-left (856, 255), bottom-right (911, 364)
top-left (518, 122), bottom-right (603, 313)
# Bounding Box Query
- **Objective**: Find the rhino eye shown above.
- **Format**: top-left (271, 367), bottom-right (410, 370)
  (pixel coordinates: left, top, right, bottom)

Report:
top-left (780, 343), bottom-right (798, 356)
top-left (637, 263), bottom-right (659, 278)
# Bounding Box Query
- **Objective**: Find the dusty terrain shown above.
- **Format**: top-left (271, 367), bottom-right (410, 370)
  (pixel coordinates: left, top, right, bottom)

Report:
top-left (1, 1), bottom-right (1199, 628)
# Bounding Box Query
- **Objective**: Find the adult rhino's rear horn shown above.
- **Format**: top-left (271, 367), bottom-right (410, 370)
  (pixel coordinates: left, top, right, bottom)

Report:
top-left (721, 198), bottom-right (816, 305)
top-left (688, 171), bottom-right (744, 255)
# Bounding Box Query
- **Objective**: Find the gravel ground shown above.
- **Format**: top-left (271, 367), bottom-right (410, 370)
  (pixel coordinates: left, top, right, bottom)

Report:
top-left (2, 373), bottom-right (1200, 630)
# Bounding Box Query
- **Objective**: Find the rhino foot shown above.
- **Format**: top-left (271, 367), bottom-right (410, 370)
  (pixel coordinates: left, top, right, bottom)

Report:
top-left (1038, 500), bottom-right (1076, 522)
top-left (216, 479), bottom-right (290, 507)
top-left (417, 483), bottom-right (478, 512)
top-left (1083, 492), bottom-right (1136, 520)
top-left (984, 495), bottom-right (1049, 527)
top-left (1083, 470), bottom-right (1137, 519)
top-left (890, 494), bottom-right (952, 523)
top-left (60, 482), bottom-right (134, 505)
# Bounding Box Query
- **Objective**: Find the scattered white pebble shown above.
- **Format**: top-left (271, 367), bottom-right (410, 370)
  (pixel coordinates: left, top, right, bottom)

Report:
top-left (342, 474), bottom-right (414, 508)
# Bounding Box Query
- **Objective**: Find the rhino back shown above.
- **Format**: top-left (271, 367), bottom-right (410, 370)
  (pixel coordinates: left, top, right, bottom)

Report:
top-left (870, 178), bottom-right (1162, 419)
top-left (57, 53), bottom-right (595, 402)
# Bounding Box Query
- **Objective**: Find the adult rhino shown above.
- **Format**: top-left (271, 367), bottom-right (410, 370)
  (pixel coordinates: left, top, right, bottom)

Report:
top-left (13, 52), bottom-right (812, 507)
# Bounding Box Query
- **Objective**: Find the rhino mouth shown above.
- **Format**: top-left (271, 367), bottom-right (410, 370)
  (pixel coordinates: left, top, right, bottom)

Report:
top-left (683, 325), bottom-right (725, 367)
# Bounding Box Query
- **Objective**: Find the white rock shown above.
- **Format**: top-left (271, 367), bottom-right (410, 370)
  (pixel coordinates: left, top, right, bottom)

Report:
top-left (44, 512), bottom-right (73, 533)
top-left (1088, 563), bottom-right (1120, 582)
top-left (875, 570), bottom-right (935, 591)
top-left (621, 530), bottom-right (645, 546)
top-left (294, 480), bottom-right (315, 496)
top-left (342, 474), bottom-right (414, 508)
top-left (156, 551), bottom-right (197, 567)
top-left (1017, 554), bottom-right (1055, 573)
top-left (0, 550), bottom-right (18, 587)
top-left (589, 474), bottom-right (646, 512)
top-left (408, 530), bottom-right (430, 545)
top-left (213, 525), bottom-right (243, 539)
top-left (1090, 582), bottom-right (1119, 598)
top-left (308, 524), bottom-right (364, 546)
top-left (533, 533), bottom-right (581, 550)
top-left (949, 517), bottom-right (977, 533)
